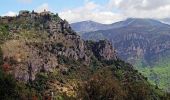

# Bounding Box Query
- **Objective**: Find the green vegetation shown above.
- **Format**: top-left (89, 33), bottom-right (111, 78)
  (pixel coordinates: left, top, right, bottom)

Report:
top-left (58, 55), bottom-right (79, 65)
top-left (32, 72), bottom-right (49, 93)
top-left (0, 68), bottom-right (20, 99)
top-left (78, 69), bottom-right (126, 100)
top-left (136, 56), bottom-right (170, 92)
top-left (0, 24), bottom-right (10, 43)
top-left (90, 56), bottom-right (101, 71)
top-left (77, 62), bottom-right (170, 100)
top-left (139, 66), bottom-right (170, 91)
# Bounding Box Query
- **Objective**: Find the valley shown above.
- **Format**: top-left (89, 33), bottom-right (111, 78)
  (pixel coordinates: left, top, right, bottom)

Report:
top-left (71, 18), bottom-right (170, 91)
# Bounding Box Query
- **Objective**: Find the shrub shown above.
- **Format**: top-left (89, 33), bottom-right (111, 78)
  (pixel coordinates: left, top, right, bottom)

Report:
top-left (0, 24), bottom-right (10, 43)
top-left (78, 69), bottom-right (127, 100)
top-left (55, 43), bottom-right (64, 48)
top-left (32, 72), bottom-right (49, 93)
top-left (0, 47), bottom-right (3, 65)
top-left (0, 68), bottom-right (20, 99)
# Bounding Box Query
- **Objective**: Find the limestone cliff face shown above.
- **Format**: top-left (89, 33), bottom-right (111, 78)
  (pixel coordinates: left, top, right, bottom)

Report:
top-left (87, 40), bottom-right (117, 61)
top-left (0, 10), bottom-right (117, 82)
top-left (97, 40), bottom-right (117, 60)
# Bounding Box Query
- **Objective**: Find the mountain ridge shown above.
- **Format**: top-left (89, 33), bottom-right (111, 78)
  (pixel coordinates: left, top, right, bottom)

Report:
top-left (71, 20), bottom-right (112, 33)
top-left (75, 18), bottom-right (170, 65)
top-left (72, 18), bottom-right (170, 91)
top-left (71, 18), bottom-right (170, 33)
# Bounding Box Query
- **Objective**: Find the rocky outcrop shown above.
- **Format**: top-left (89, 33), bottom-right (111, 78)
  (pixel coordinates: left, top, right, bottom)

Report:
top-left (1, 40), bottom-right (58, 82)
top-left (87, 40), bottom-right (117, 61)
top-left (97, 40), bottom-right (117, 60)
top-left (0, 10), bottom-right (117, 82)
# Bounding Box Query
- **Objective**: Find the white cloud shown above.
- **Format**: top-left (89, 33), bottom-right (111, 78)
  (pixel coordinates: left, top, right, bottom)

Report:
top-left (59, 1), bottom-right (124, 24)
top-left (3, 0), bottom-right (169, 24)
top-left (2, 11), bottom-right (17, 16)
top-left (59, 0), bottom-right (170, 24)
top-left (108, 0), bottom-right (170, 19)
top-left (108, 0), bottom-right (170, 10)
top-left (35, 3), bottom-right (50, 13)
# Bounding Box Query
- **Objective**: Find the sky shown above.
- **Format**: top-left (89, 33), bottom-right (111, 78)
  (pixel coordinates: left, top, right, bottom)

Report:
top-left (1, 0), bottom-right (170, 24)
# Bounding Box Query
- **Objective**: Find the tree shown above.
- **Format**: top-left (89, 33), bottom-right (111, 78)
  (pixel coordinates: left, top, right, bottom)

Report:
top-left (78, 70), bottom-right (126, 100)
top-left (0, 68), bottom-right (20, 99)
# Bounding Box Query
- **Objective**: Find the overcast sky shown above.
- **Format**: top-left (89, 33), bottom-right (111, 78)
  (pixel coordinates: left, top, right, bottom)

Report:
top-left (1, 0), bottom-right (170, 24)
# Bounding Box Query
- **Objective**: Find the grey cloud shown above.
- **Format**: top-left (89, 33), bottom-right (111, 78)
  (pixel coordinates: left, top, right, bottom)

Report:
top-left (109, 0), bottom-right (170, 10)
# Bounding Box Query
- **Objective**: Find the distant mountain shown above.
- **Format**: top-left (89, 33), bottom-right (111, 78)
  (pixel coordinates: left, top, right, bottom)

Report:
top-left (111, 18), bottom-right (170, 29)
top-left (161, 18), bottom-right (170, 25)
top-left (73, 18), bottom-right (170, 90)
top-left (71, 18), bottom-right (169, 33)
top-left (71, 20), bottom-right (115, 34)
top-left (80, 18), bottom-right (170, 65)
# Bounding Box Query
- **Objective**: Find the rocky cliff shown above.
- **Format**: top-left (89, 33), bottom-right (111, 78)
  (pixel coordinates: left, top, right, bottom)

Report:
top-left (0, 10), bottom-right (117, 82)
top-left (87, 40), bottom-right (117, 61)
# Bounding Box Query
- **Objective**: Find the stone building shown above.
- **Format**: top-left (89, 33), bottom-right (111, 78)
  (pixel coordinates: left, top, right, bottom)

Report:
top-left (19, 10), bottom-right (30, 16)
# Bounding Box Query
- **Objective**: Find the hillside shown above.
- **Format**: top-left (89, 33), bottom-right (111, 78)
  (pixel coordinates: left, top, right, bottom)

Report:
top-left (0, 11), bottom-right (169, 99)
top-left (73, 18), bottom-right (170, 91)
